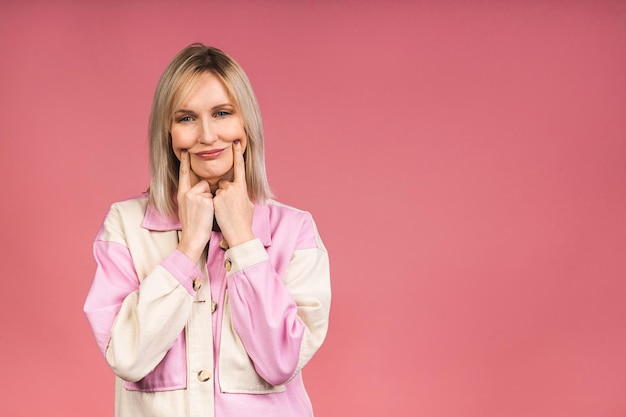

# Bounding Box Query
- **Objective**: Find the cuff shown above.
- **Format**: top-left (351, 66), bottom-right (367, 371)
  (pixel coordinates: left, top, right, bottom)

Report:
top-left (161, 250), bottom-right (204, 295)
top-left (224, 238), bottom-right (269, 277)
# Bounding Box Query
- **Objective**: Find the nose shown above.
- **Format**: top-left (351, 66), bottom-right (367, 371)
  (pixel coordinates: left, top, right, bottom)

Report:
top-left (198, 119), bottom-right (218, 144)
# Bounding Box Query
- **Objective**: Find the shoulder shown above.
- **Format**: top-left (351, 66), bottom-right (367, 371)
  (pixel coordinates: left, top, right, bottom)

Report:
top-left (264, 199), bottom-right (315, 227)
top-left (263, 199), bottom-right (326, 251)
top-left (108, 193), bottom-right (150, 216)
top-left (265, 199), bottom-right (310, 215)
top-left (97, 193), bottom-right (150, 243)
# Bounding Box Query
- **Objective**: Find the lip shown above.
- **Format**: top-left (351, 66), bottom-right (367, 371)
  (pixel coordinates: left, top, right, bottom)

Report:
top-left (193, 148), bottom-right (225, 160)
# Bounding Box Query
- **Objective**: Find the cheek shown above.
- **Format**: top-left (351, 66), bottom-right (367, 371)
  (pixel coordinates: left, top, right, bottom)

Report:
top-left (223, 122), bottom-right (245, 140)
top-left (236, 126), bottom-right (248, 152)
top-left (170, 129), bottom-right (194, 153)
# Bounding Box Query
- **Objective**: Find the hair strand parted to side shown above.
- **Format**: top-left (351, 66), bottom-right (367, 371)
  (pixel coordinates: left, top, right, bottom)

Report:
top-left (148, 43), bottom-right (272, 215)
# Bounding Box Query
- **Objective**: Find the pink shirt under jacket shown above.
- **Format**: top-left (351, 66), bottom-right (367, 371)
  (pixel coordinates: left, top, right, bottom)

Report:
top-left (84, 194), bottom-right (331, 417)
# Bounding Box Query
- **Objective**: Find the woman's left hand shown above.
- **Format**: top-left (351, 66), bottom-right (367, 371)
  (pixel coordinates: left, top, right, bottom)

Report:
top-left (214, 140), bottom-right (255, 247)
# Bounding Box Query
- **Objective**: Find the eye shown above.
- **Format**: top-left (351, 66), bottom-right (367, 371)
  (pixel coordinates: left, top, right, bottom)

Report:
top-left (215, 110), bottom-right (230, 118)
top-left (178, 115), bottom-right (194, 122)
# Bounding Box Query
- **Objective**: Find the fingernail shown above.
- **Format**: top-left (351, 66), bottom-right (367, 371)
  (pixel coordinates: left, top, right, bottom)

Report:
top-left (234, 140), bottom-right (240, 145)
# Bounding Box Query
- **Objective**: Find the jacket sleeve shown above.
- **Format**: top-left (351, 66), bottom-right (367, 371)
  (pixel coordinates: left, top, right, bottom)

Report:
top-left (83, 204), bottom-right (200, 382)
top-left (225, 213), bottom-right (331, 386)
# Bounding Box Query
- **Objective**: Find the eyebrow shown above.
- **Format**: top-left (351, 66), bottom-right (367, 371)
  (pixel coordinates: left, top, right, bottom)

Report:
top-left (173, 103), bottom-right (234, 114)
top-left (173, 108), bottom-right (196, 115)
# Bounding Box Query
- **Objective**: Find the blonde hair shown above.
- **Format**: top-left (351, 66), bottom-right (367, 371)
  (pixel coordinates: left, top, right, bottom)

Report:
top-left (148, 43), bottom-right (272, 215)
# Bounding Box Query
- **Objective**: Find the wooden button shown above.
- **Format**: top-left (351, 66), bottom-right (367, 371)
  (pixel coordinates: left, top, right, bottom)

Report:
top-left (211, 300), bottom-right (217, 313)
top-left (192, 278), bottom-right (202, 291)
top-left (219, 239), bottom-right (229, 251)
top-left (197, 370), bottom-right (211, 382)
top-left (224, 259), bottom-right (232, 272)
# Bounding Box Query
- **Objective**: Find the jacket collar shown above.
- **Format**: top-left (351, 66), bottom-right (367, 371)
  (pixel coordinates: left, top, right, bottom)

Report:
top-left (141, 202), bottom-right (272, 247)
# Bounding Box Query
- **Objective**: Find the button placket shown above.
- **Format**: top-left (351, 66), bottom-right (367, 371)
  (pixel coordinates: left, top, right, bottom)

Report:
top-left (185, 246), bottom-right (214, 410)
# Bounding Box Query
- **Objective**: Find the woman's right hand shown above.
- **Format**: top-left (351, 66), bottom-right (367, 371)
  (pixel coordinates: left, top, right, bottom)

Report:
top-left (176, 149), bottom-right (214, 263)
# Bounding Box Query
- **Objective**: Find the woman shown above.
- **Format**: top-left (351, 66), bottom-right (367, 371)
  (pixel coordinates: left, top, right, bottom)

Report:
top-left (84, 43), bottom-right (331, 417)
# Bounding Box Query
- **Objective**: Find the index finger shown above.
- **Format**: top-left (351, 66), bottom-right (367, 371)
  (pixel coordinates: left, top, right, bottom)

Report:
top-left (178, 149), bottom-right (191, 195)
top-left (232, 140), bottom-right (246, 185)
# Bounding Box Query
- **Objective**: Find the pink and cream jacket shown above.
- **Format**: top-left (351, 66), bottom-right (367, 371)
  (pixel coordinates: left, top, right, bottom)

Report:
top-left (83, 194), bottom-right (331, 417)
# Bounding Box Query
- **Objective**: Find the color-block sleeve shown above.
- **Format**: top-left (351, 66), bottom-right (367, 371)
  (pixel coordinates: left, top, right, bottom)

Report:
top-left (225, 214), bottom-right (331, 386)
top-left (83, 205), bottom-right (202, 383)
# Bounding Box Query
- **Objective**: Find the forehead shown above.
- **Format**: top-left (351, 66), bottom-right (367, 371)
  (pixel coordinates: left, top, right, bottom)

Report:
top-left (176, 71), bottom-right (233, 108)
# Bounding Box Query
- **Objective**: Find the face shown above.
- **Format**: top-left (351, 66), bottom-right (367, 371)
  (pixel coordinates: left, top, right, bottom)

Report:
top-left (170, 71), bottom-right (247, 186)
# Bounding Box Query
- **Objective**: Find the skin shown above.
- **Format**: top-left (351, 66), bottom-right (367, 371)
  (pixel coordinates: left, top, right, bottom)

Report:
top-left (172, 72), bottom-right (255, 263)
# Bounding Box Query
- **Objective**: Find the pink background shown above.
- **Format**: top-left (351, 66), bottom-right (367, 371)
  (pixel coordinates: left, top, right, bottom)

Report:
top-left (1, 1), bottom-right (625, 416)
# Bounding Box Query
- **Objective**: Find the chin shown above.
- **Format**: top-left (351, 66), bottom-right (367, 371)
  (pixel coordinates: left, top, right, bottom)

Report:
top-left (199, 169), bottom-right (232, 184)
top-left (192, 161), bottom-right (231, 180)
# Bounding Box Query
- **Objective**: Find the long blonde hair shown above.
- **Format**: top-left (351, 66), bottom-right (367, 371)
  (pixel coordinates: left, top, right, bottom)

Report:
top-left (148, 43), bottom-right (272, 215)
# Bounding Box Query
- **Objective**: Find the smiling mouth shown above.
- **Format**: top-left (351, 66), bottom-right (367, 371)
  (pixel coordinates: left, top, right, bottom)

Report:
top-left (194, 149), bottom-right (225, 159)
